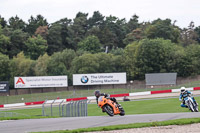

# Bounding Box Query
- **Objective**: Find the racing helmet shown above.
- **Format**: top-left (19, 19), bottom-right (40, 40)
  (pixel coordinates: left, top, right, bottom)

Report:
top-left (180, 87), bottom-right (186, 94)
top-left (94, 90), bottom-right (101, 97)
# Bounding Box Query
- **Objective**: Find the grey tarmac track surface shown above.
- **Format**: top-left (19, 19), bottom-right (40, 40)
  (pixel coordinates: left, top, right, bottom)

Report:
top-left (1, 112), bottom-right (200, 133)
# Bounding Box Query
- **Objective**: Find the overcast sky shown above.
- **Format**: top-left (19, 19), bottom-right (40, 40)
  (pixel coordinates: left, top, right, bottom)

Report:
top-left (0, 0), bottom-right (199, 28)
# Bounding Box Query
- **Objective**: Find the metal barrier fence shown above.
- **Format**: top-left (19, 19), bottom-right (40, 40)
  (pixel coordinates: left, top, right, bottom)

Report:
top-left (42, 99), bottom-right (88, 117)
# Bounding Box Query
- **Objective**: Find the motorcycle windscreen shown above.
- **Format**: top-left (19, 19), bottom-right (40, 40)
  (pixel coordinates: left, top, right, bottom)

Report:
top-left (98, 96), bottom-right (104, 102)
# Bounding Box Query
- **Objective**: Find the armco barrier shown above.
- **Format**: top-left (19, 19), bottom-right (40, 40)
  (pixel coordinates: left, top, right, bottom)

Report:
top-left (1, 87), bottom-right (200, 108)
top-left (25, 101), bottom-right (45, 106)
top-left (66, 97), bottom-right (87, 102)
top-left (194, 87), bottom-right (200, 90)
top-left (151, 89), bottom-right (172, 94)
top-left (110, 93), bottom-right (129, 97)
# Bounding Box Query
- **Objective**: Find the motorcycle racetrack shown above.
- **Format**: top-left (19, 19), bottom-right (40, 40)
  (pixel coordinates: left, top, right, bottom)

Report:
top-left (1, 91), bottom-right (200, 133)
top-left (1, 112), bottom-right (200, 133)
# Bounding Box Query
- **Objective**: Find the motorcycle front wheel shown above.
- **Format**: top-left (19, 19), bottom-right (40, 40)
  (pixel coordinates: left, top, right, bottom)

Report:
top-left (188, 101), bottom-right (195, 112)
top-left (119, 107), bottom-right (125, 116)
top-left (104, 105), bottom-right (114, 116)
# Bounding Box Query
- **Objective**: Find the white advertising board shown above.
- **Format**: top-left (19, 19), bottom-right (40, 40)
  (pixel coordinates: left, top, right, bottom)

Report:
top-left (73, 73), bottom-right (126, 85)
top-left (14, 76), bottom-right (68, 88)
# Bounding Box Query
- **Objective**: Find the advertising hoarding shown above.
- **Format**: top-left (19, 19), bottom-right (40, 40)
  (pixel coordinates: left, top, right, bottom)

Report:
top-left (145, 73), bottom-right (177, 85)
top-left (14, 76), bottom-right (68, 88)
top-left (73, 73), bottom-right (126, 85)
top-left (0, 81), bottom-right (9, 92)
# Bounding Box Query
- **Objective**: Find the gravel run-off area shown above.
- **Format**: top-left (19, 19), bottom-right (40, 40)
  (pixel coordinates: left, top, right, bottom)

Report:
top-left (88, 123), bottom-right (200, 133)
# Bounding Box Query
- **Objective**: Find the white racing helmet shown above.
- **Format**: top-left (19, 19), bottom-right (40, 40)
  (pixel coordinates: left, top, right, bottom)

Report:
top-left (180, 87), bottom-right (186, 94)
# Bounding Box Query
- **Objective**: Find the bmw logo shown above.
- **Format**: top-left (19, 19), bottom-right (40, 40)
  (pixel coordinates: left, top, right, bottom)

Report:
top-left (81, 76), bottom-right (89, 83)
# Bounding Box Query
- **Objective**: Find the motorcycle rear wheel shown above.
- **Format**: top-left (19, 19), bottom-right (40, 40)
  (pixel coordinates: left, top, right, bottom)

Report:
top-left (194, 103), bottom-right (199, 112)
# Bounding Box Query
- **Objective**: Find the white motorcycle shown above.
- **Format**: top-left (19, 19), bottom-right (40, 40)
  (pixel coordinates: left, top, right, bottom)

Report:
top-left (184, 96), bottom-right (198, 112)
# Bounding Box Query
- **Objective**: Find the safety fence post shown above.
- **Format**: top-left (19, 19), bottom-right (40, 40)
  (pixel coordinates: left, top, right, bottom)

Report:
top-left (42, 99), bottom-right (48, 116)
top-left (51, 99), bottom-right (56, 116)
top-left (59, 100), bottom-right (64, 117)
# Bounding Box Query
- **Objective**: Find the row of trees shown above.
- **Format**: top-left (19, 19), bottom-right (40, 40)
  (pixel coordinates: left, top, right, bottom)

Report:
top-left (0, 11), bottom-right (200, 59)
top-left (1, 11), bottom-right (200, 88)
top-left (1, 38), bottom-right (200, 87)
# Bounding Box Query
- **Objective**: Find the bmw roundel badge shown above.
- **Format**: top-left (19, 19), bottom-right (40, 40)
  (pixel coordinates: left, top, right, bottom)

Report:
top-left (81, 76), bottom-right (89, 83)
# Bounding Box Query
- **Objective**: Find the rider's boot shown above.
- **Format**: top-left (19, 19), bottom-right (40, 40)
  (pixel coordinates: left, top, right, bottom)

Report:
top-left (117, 103), bottom-right (122, 108)
top-left (114, 101), bottom-right (121, 108)
top-left (195, 101), bottom-right (198, 106)
top-left (181, 103), bottom-right (188, 108)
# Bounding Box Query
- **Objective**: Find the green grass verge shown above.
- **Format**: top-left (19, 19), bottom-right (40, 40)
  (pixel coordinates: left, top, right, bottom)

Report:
top-left (88, 97), bottom-right (199, 116)
top-left (0, 116), bottom-right (57, 121)
top-left (33, 117), bottom-right (200, 133)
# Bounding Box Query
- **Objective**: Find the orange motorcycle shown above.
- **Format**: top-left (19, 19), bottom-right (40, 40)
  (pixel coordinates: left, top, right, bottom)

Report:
top-left (98, 96), bottom-right (125, 116)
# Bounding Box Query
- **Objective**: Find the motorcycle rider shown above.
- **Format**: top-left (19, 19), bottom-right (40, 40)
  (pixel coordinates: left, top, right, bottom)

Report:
top-left (179, 87), bottom-right (198, 108)
top-left (94, 90), bottom-right (121, 108)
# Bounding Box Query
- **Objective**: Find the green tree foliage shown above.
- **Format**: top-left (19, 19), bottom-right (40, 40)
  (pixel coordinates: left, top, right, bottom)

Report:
top-left (86, 11), bottom-right (104, 41)
top-left (0, 15), bottom-right (7, 28)
top-left (98, 26), bottom-right (116, 49)
top-left (164, 45), bottom-right (187, 77)
top-left (71, 52), bottom-right (125, 74)
top-left (77, 35), bottom-right (102, 53)
top-left (1, 12), bottom-right (200, 87)
top-left (96, 52), bottom-right (125, 73)
top-left (68, 12), bottom-right (89, 49)
top-left (47, 24), bottom-right (63, 54)
top-left (0, 25), bottom-right (10, 55)
top-left (47, 49), bottom-right (76, 84)
top-left (34, 53), bottom-right (50, 76)
top-left (144, 19), bottom-right (180, 43)
top-left (135, 39), bottom-right (176, 79)
top-left (9, 52), bottom-right (35, 87)
top-left (107, 48), bottom-right (125, 72)
top-left (126, 14), bottom-right (140, 33)
top-left (95, 53), bottom-right (116, 73)
top-left (8, 15), bottom-right (26, 31)
top-left (109, 48), bottom-right (124, 55)
top-left (10, 52), bottom-right (35, 76)
top-left (26, 15), bottom-right (48, 35)
top-left (184, 44), bottom-right (200, 75)
top-left (88, 11), bottom-right (104, 28)
top-left (101, 16), bottom-right (127, 48)
top-left (0, 53), bottom-right (10, 81)
top-left (123, 28), bottom-right (144, 45)
top-left (124, 38), bottom-right (181, 79)
top-left (124, 42), bottom-right (140, 80)
top-left (54, 18), bottom-right (73, 49)
top-left (3, 28), bottom-right (28, 58)
top-left (181, 22), bottom-right (198, 46)
top-left (194, 26), bottom-right (200, 43)
top-left (25, 35), bottom-right (48, 60)
top-left (71, 53), bottom-right (99, 74)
